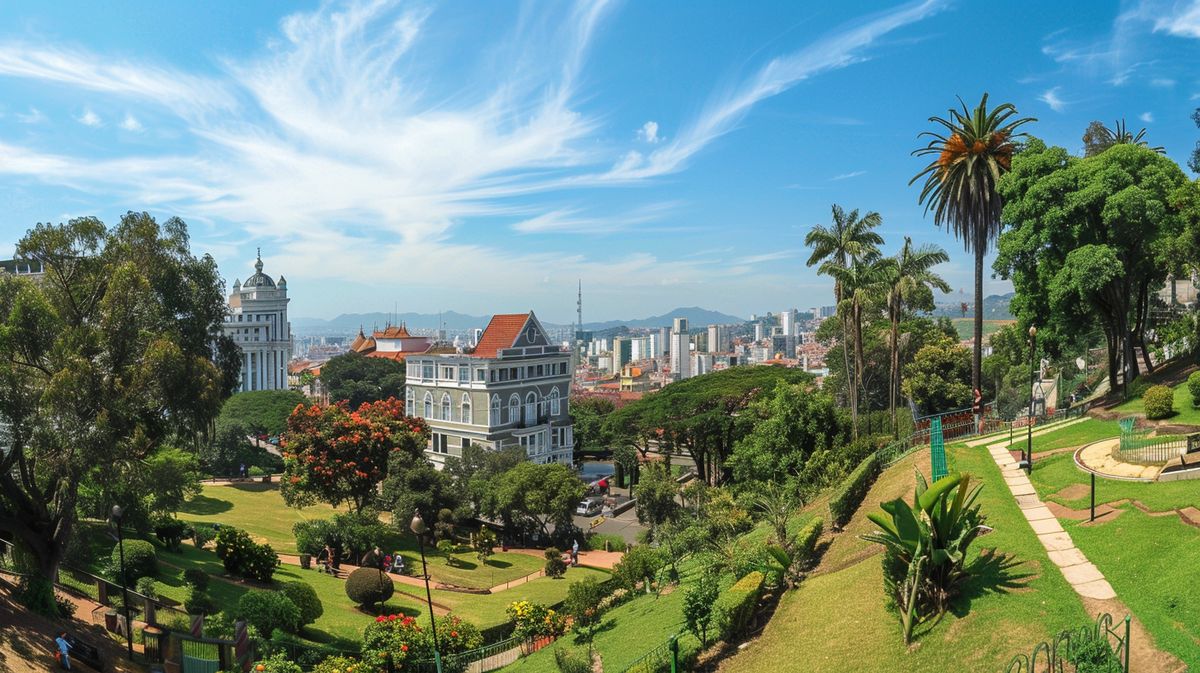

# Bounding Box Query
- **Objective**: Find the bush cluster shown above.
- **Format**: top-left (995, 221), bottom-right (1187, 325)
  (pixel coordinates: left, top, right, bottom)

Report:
top-left (282, 581), bottom-right (324, 626)
top-left (1189, 372), bottom-right (1200, 409)
top-left (792, 518), bottom-right (824, 569)
top-left (361, 614), bottom-right (482, 673)
top-left (612, 544), bottom-right (663, 592)
top-left (191, 524), bottom-right (216, 549)
top-left (553, 647), bottom-right (592, 673)
top-left (543, 547), bottom-right (567, 578)
top-left (292, 511), bottom-right (389, 561)
top-left (827, 452), bottom-right (881, 528)
top-left (311, 655), bottom-right (360, 673)
top-left (506, 600), bottom-right (567, 640)
top-left (112, 539), bottom-right (157, 583)
top-left (344, 567), bottom-right (394, 608)
top-left (1143, 385), bottom-right (1175, 420)
top-left (713, 570), bottom-right (765, 642)
top-left (214, 526), bottom-right (279, 582)
top-left (237, 589), bottom-right (300, 636)
top-left (153, 518), bottom-right (193, 551)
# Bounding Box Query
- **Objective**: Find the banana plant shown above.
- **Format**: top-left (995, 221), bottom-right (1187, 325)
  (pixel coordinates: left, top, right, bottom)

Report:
top-left (861, 471), bottom-right (992, 642)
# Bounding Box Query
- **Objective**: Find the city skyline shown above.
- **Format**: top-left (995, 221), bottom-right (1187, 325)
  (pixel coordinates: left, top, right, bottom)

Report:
top-left (2, 0), bottom-right (1200, 321)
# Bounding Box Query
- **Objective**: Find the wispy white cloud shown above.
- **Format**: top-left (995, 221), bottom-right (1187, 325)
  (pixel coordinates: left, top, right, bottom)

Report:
top-left (119, 113), bottom-right (143, 132)
top-left (1139, 111), bottom-right (1154, 122)
top-left (77, 107), bottom-right (101, 127)
top-left (15, 106), bottom-right (45, 123)
top-left (733, 250), bottom-right (798, 265)
top-left (598, 0), bottom-right (947, 180)
top-left (637, 121), bottom-right (661, 144)
top-left (1149, 77), bottom-right (1176, 87)
top-left (511, 202), bottom-right (678, 234)
top-left (1038, 86), bottom-right (1067, 112)
top-left (831, 170), bottom-right (866, 181)
top-left (1152, 0), bottom-right (1200, 37)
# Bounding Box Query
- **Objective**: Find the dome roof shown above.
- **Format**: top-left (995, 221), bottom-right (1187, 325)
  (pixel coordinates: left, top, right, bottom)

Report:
top-left (244, 250), bottom-right (275, 289)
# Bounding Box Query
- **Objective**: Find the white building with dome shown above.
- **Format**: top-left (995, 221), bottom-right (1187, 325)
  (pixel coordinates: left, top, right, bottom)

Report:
top-left (224, 251), bottom-right (292, 392)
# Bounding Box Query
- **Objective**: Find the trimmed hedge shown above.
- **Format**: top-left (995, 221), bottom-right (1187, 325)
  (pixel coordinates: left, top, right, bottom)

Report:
top-left (1143, 385), bottom-right (1175, 420)
top-left (238, 590), bottom-right (300, 635)
top-left (828, 451), bottom-right (881, 529)
top-left (792, 518), bottom-right (824, 568)
top-left (215, 526), bottom-right (279, 582)
top-left (1189, 372), bottom-right (1200, 409)
top-left (112, 540), bottom-right (157, 582)
top-left (344, 567), bottom-right (394, 608)
top-left (282, 581), bottom-right (323, 626)
top-left (713, 571), bottom-right (765, 642)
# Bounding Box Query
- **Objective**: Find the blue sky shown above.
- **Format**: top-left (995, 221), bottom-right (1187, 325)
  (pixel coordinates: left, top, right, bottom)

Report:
top-left (1, 0), bottom-right (1199, 323)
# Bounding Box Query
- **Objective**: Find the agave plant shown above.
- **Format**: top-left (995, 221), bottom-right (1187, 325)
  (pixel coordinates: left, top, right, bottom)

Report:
top-left (861, 472), bottom-right (991, 643)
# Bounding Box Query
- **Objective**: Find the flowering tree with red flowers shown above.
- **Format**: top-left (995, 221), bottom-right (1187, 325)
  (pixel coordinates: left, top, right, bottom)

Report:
top-left (281, 398), bottom-right (429, 513)
top-left (361, 613), bottom-right (483, 673)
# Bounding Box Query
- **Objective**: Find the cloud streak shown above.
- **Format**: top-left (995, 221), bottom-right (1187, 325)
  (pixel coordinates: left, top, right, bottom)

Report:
top-left (1038, 86), bottom-right (1067, 112)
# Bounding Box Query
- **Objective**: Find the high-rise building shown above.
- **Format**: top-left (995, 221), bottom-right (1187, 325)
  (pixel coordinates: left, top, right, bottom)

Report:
top-left (819, 305), bottom-right (838, 318)
top-left (781, 309), bottom-right (798, 337)
top-left (706, 324), bottom-right (729, 353)
top-left (611, 336), bottom-right (632, 372)
top-left (754, 322), bottom-right (765, 342)
top-left (657, 327), bottom-right (669, 358)
top-left (670, 317), bottom-right (692, 380)
top-left (693, 352), bottom-right (714, 376)
top-left (771, 334), bottom-right (797, 359)
top-left (223, 251), bottom-right (292, 392)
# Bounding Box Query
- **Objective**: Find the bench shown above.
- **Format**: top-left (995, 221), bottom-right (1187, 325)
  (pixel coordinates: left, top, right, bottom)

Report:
top-left (65, 634), bottom-right (104, 672)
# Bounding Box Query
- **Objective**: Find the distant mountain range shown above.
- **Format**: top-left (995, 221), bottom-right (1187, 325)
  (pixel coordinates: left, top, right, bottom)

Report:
top-left (292, 306), bottom-right (747, 337)
top-left (932, 293), bottom-right (1014, 320)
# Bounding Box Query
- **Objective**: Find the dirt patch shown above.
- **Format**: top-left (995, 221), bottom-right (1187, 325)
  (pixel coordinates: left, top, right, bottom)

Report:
top-left (1044, 500), bottom-right (1125, 523)
top-left (1078, 596), bottom-right (1189, 673)
top-left (1052, 484), bottom-right (1091, 501)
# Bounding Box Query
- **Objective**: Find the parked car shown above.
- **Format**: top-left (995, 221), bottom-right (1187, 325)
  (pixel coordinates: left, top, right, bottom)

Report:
top-left (575, 498), bottom-right (603, 516)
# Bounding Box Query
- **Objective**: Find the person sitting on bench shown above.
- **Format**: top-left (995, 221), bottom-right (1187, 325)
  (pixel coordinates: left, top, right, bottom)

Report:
top-left (390, 553), bottom-right (405, 574)
top-left (317, 544), bottom-right (335, 574)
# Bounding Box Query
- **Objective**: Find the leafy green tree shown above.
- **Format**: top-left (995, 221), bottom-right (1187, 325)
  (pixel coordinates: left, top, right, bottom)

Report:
top-left (632, 462), bottom-right (679, 538)
top-left (683, 572), bottom-right (720, 647)
top-left (569, 396), bottom-right (616, 455)
top-left (319, 351), bottom-right (405, 408)
top-left (828, 253), bottom-right (892, 438)
top-left (0, 214), bottom-right (238, 612)
top-left (902, 336), bottom-right (972, 415)
top-left (883, 238), bottom-right (950, 431)
top-left (607, 367), bottom-right (811, 485)
top-left (486, 462), bottom-right (585, 541)
top-left (383, 453), bottom-right (463, 534)
top-left (142, 447), bottom-right (203, 516)
top-left (563, 577), bottom-right (607, 653)
top-left (1082, 120), bottom-right (1112, 157)
top-left (443, 443), bottom-right (524, 516)
top-left (805, 205), bottom-right (884, 435)
top-left (217, 389), bottom-right (306, 437)
top-left (995, 139), bottom-right (1196, 390)
top-left (1191, 107), bottom-right (1200, 174)
top-left (912, 93), bottom-right (1035, 400)
top-left (727, 384), bottom-right (844, 487)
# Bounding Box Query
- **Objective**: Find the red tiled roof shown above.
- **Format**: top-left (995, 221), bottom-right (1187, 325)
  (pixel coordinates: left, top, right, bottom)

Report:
top-left (471, 313), bottom-right (531, 358)
top-left (349, 330), bottom-right (376, 353)
top-left (366, 349), bottom-right (427, 361)
top-left (374, 323), bottom-right (412, 339)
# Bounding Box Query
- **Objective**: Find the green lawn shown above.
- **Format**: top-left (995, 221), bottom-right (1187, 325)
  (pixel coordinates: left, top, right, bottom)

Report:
top-left (724, 442), bottom-right (1091, 672)
top-left (1004, 418), bottom-right (1118, 455)
top-left (178, 482), bottom-right (544, 587)
top-left (1114, 382), bottom-right (1200, 425)
top-left (1029, 452), bottom-right (1199, 512)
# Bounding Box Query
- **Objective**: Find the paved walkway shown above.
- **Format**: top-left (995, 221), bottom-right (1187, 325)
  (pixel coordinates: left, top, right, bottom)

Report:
top-left (983, 436), bottom-right (1117, 600)
top-left (1076, 438), bottom-right (1162, 480)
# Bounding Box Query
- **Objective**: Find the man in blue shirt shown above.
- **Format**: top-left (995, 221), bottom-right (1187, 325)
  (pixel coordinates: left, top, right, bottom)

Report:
top-left (54, 631), bottom-right (71, 670)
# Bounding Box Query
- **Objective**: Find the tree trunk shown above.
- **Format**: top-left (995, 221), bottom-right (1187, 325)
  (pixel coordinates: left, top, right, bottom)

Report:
top-left (890, 305), bottom-right (900, 437)
top-left (854, 300), bottom-right (866, 437)
top-left (1105, 329), bottom-right (1119, 392)
top-left (842, 313), bottom-right (857, 438)
top-left (973, 246), bottom-right (984, 397)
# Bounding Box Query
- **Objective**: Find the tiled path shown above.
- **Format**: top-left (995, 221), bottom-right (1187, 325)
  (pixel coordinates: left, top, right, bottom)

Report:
top-left (984, 433), bottom-right (1117, 600)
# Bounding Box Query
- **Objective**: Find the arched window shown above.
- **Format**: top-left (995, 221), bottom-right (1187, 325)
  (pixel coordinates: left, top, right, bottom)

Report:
top-left (441, 393), bottom-right (452, 421)
top-left (461, 394), bottom-right (472, 425)
top-left (548, 388), bottom-right (561, 416)
top-left (508, 394), bottom-right (521, 425)
top-left (525, 392), bottom-right (538, 426)
top-left (405, 388), bottom-right (414, 416)
top-left (490, 395), bottom-right (501, 425)
top-left (423, 392), bottom-right (433, 418)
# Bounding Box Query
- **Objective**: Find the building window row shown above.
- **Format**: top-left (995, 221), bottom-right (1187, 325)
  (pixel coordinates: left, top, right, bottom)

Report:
top-left (406, 360), bottom-right (568, 384)
top-left (487, 388), bottom-right (563, 426)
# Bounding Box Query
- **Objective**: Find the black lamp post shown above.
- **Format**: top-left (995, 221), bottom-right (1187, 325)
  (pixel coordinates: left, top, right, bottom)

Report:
top-left (1023, 325), bottom-right (1038, 474)
top-left (111, 505), bottom-right (135, 660)
top-left (410, 510), bottom-right (443, 673)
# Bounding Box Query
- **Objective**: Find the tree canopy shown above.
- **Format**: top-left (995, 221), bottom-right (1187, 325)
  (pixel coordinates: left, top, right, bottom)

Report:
top-left (901, 336), bottom-right (973, 415)
top-left (0, 213), bottom-right (239, 611)
top-left (726, 383), bottom-right (846, 487)
top-left (485, 461), bottom-right (584, 541)
top-left (218, 389), bottom-right (307, 437)
top-left (569, 396), bottom-right (616, 455)
top-left (320, 352), bottom-right (406, 408)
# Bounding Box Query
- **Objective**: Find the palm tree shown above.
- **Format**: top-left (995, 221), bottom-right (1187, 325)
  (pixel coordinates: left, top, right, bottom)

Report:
top-left (830, 254), bottom-right (891, 437)
top-left (1100, 119), bottom-right (1165, 153)
top-left (806, 206), bottom-right (883, 436)
top-left (885, 238), bottom-right (951, 433)
top-left (911, 94), bottom-right (1034, 408)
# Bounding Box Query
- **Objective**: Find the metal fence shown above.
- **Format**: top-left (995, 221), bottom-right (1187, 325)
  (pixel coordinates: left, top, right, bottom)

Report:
top-left (406, 635), bottom-right (527, 673)
top-left (621, 632), bottom-right (680, 673)
top-left (1004, 613), bottom-right (1130, 673)
top-left (1116, 425), bottom-right (1192, 464)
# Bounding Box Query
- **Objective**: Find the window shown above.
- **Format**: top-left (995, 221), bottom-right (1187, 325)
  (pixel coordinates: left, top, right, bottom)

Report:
top-left (490, 396), bottom-right (501, 424)
top-left (423, 392), bottom-right (433, 418)
top-left (537, 364), bottom-right (544, 377)
top-left (508, 395), bottom-right (520, 425)
top-left (442, 367), bottom-right (454, 380)
top-left (476, 369), bottom-right (486, 381)
top-left (460, 394), bottom-right (472, 424)
top-left (430, 433), bottom-right (449, 454)
top-left (525, 392), bottom-right (537, 426)
top-left (459, 367), bottom-right (470, 384)
top-left (548, 388), bottom-right (561, 416)
top-left (422, 363), bottom-right (434, 380)
top-left (441, 393), bottom-right (452, 421)
top-left (405, 389), bottom-right (414, 416)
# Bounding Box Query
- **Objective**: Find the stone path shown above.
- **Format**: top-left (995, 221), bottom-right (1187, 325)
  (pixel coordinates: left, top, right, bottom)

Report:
top-left (984, 436), bottom-right (1118, 600)
top-left (1075, 438), bottom-right (1162, 480)
top-left (964, 415), bottom-right (1086, 448)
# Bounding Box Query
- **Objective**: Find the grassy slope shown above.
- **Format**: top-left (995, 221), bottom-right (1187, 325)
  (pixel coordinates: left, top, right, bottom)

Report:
top-left (1026, 452), bottom-right (1200, 667)
top-left (1003, 418), bottom-right (1118, 454)
top-left (1113, 383), bottom-right (1200, 425)
top-left (178, 482), bottom-right (542, 587)
top-left (724, 443), bottom-right (1089, 672)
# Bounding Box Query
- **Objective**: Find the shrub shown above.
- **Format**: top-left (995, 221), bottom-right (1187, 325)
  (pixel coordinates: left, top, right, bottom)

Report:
top-left (1067, 628), bottom-right (1122, 673)
top-left (544, 548), bottom-right (567, 578)
top-left (506, 601), bottom-right (567, 640)
top-left (1189, 373), bottom-right (1200, 409)
top-left (563, 577), bottom-right (607, 642)
top-left (292, 519), bottom-right (339, 556)
top-left (827, 452), bottom-right (881, 528)
top-left (153, 518), bottom-right (192, 551)
top-left (184, 587), bottom-right (217, 615)
top-left (135, 576), bottom-right (158, 599)
top-left (792, 518), bottom-right (824, 568)
top-left (344, 567), bottom-right (394, 609)
top-left (683, 572), bottom-right (720, 647)
top-left (191, 524), bottom-right (216, 549)
top-left (237, 590), bottom-right (300, 635)
top-left (553, 647), bottom-right (592, 673)
top-left (112, 540), bottom-right (157, 583)
top-left (248, 652), bottom-right (303, 673)
top-left (1143, 385), bottom-right (1175, 419)
top-left (282, 581), bottom-right (324, 626)
top-left (362, 614), bottom-right (482, 673)
top-left (214, 526), bottom-right (279, 582)
top-left (585, 533), bottom-right (626, 552)
top-left (713, 571), bottom-right (765, 642)
top-left (437, 539), bottom-right (457, 565)
top-left (182, 568), bottom-right (209, 593)
top-left (613, 544), bottom-right (663, 591)
top-left (312, 655), bottom-right (361, 673)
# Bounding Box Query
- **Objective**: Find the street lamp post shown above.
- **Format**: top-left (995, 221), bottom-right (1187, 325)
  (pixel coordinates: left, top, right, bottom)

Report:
top-left (111, 505), bottom-right (135, 661)
top-left (410, 511), bottom-right (443, 673)
top-left (1024, 326), bottom-right (1038, 474)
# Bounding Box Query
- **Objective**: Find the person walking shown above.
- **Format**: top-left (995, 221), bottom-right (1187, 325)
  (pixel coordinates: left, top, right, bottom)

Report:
top-left (571, 539), bottom-right (579, 566)
top-left (239, 463), bottom-right (247, 479)
top-left (54, 631), bottom-right (71, 670)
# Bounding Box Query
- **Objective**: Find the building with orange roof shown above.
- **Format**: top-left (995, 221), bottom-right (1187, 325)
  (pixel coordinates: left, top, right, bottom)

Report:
top-left (404, 311), bottom-right (573, 467)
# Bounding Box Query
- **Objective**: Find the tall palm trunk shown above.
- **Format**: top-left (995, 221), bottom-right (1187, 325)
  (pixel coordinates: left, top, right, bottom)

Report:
top-left (972, 246), bottom-right (983, 398)
top-left (842, 312), bottom-right (857, 438)
top-left (853, 298), bottom-right (865, 435)
top-left (889, 299), bottom-right (900, 436)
